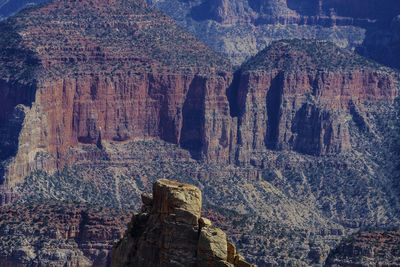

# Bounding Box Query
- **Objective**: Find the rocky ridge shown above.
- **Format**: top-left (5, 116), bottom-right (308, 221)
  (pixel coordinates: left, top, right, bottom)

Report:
top-left (0, 0), bottom-right (399, 266)
top-left (2, 1), bottom-right (400, 68)
top-left (148, 0), bottom-right (400, 67)
top-left (326, 230), bottom-right (400, 266)
top-left (112, 179), bottom-right (255, 267)
top-left (0, 0), bottom-right (234, 191)
top-left (0, 201), bottom-right (132, 266)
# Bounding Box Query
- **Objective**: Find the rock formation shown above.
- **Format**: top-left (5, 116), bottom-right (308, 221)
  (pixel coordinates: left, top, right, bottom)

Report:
top-left (0, 0), bottom-right (399, 266)
top-left (233, 39), bottom-right (397, 162)
top-left (0, 202), bottom-right (132, 266)
top-left (147, 0), bottom-right (400, 67)
top-left (112, 179), bottom-right (255, 267)
top-left (325, 230), bottom-right (400, 266)
top-left (0, 0), bottom-right (235, 193)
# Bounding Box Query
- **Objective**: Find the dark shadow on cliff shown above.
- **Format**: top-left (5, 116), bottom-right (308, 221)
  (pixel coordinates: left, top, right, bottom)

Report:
top-left (265, 72), bottom-right (283, 150)
top-left (0, 21), bottom-right (40, 185)
top-left (291, 103), bottom-right (331, 155)
top-left (226, 69), bottom-right (241, 117)
top-left (180, 76), bottom-right (206, 160)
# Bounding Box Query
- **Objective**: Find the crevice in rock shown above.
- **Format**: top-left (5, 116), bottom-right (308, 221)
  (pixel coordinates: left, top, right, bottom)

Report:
top-left (265, 72), bottom-right (284, 150)
top-left (180, 76), bottom-right (206, 159)
top-left (226, 69), bottom-right (242, 117)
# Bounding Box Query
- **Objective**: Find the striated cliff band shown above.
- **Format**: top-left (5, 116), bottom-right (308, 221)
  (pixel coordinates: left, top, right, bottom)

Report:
top-left (2, 1), bottom-right (400, 68)
top-left (147, 0), bottom-right (400, 68)
top-left (0, 0), bottom-right (234, 192)
top-left (0, 0), bottom-right (399, 266)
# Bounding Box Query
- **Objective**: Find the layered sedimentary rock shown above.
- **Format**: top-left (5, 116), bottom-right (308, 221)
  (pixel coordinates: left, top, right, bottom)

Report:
top-left (0, 0), bottom-right (399, 265)
top-left (326, 230), bottom-right (400, 266)
top-left (3, 0), bottom-right (400, 67)
top-left (147, 0), bottom-right (400, 66)
top-left (0, 0), bottom-right (236, 190)
top-left (232, 40), bottom-right (397, 162)
top-left (0, 202), bottom-right (132, 266)
top-left (112, 179), bottom-right (255, 267)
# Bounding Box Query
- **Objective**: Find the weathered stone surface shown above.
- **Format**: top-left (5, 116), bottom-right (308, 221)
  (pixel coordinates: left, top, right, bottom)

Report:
top-left (227, 242), bottom-right (236, 264)
top-left (112, 179), bottom-right (255, 267)
top-left (198, 226), bottom-right (228, 265)
top-left (234, 40), bottom-right (397, 162)
top-left (0, 0), bottom-right (235, 189)
top-left (152, 179), bottom-right (202, 225)
top-left (0, 202), bottom-right (132, 266)
top-left (326, 230), bottom-right (400, 267)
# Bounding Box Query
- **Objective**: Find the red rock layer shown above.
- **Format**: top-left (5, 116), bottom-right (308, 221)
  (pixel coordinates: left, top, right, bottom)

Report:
top-left (235, 69), bottom-right (397, 162)
top-left (0, 202), bottom-right (132, 266)
top-left (326, 230), bottom-right (400, 266)
top-left (0, 0), bottom-right (235, 186)
top-left (39, 72), bottom-right (236, 165)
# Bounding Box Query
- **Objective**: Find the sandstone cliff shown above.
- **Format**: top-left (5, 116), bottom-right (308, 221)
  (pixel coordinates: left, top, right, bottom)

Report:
top-left (0, 0), bottom-right (235, 192)
top-left (233, 39), bottom-right (397, 162)
top-left (0, 0), bottom-right (399, 266)
top-left (112, 179), bottom-right (255, 267)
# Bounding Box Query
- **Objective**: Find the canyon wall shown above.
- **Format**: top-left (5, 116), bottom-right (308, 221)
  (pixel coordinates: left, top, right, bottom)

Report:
top-left (148, 0), bottom-right (400, 67)
top-left (0, 202), bottom-right (132, 266)
top-left (0, 0), bottom-right (236, 189)
top-left (232, 40), bottom-right (397, 163)
top-left (235, 69), bottom-right (396, 162)
top-left (0, 1), bottom-right (399, 266)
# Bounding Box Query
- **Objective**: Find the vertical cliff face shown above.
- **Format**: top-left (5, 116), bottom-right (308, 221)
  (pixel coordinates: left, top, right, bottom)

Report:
top-left (234, 40), bottom-right (397, 162)
top-left (36, 72), bottom-right (235, 166)
top-left (0, 0), bottom-right (235, 189)
top-left (112, 179), bottom-right (255, 267)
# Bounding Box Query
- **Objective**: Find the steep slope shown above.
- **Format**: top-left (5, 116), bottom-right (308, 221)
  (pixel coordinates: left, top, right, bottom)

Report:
top-left (0, 202), bottom-right (132, 266)
top-left (2, 0), bottom-right (400, 68)
top-left (0, 0), bottom-right (399, 266)
top-left (0, 0), bottom-right (235, 194)
top-left (235, 39), bottom-right (396, 158)
top-left (231, 40), bottom-right (400, 229)
top-left (147, 0), bottom-right (400, 67)
top-left (325, 230), bottom-right (400, 266)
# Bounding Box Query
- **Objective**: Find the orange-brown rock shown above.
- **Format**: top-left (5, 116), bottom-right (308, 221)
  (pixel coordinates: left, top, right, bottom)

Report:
top-left (233, 40), bottom-right (398, 162)
top-left (112, 179), bottom-right (255, 267)
top-left (0, 0), bottom-right (235, 189)
top-left (0, 202), bottom-right (132, 266)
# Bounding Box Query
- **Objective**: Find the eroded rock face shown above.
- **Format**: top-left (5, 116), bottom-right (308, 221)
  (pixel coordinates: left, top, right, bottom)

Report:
top-left (233, 40), bottom-right (397, 162)
top-left (0, 0), bottom-right (235, 189)
top-left (0, 202), bottom-right (132, 266)
top-left (148, 0), bottom-right (400, 66)
top-left (112, 179), bottom-right (255, 267)
top-left (326, 230), bottom-right (400, 267)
